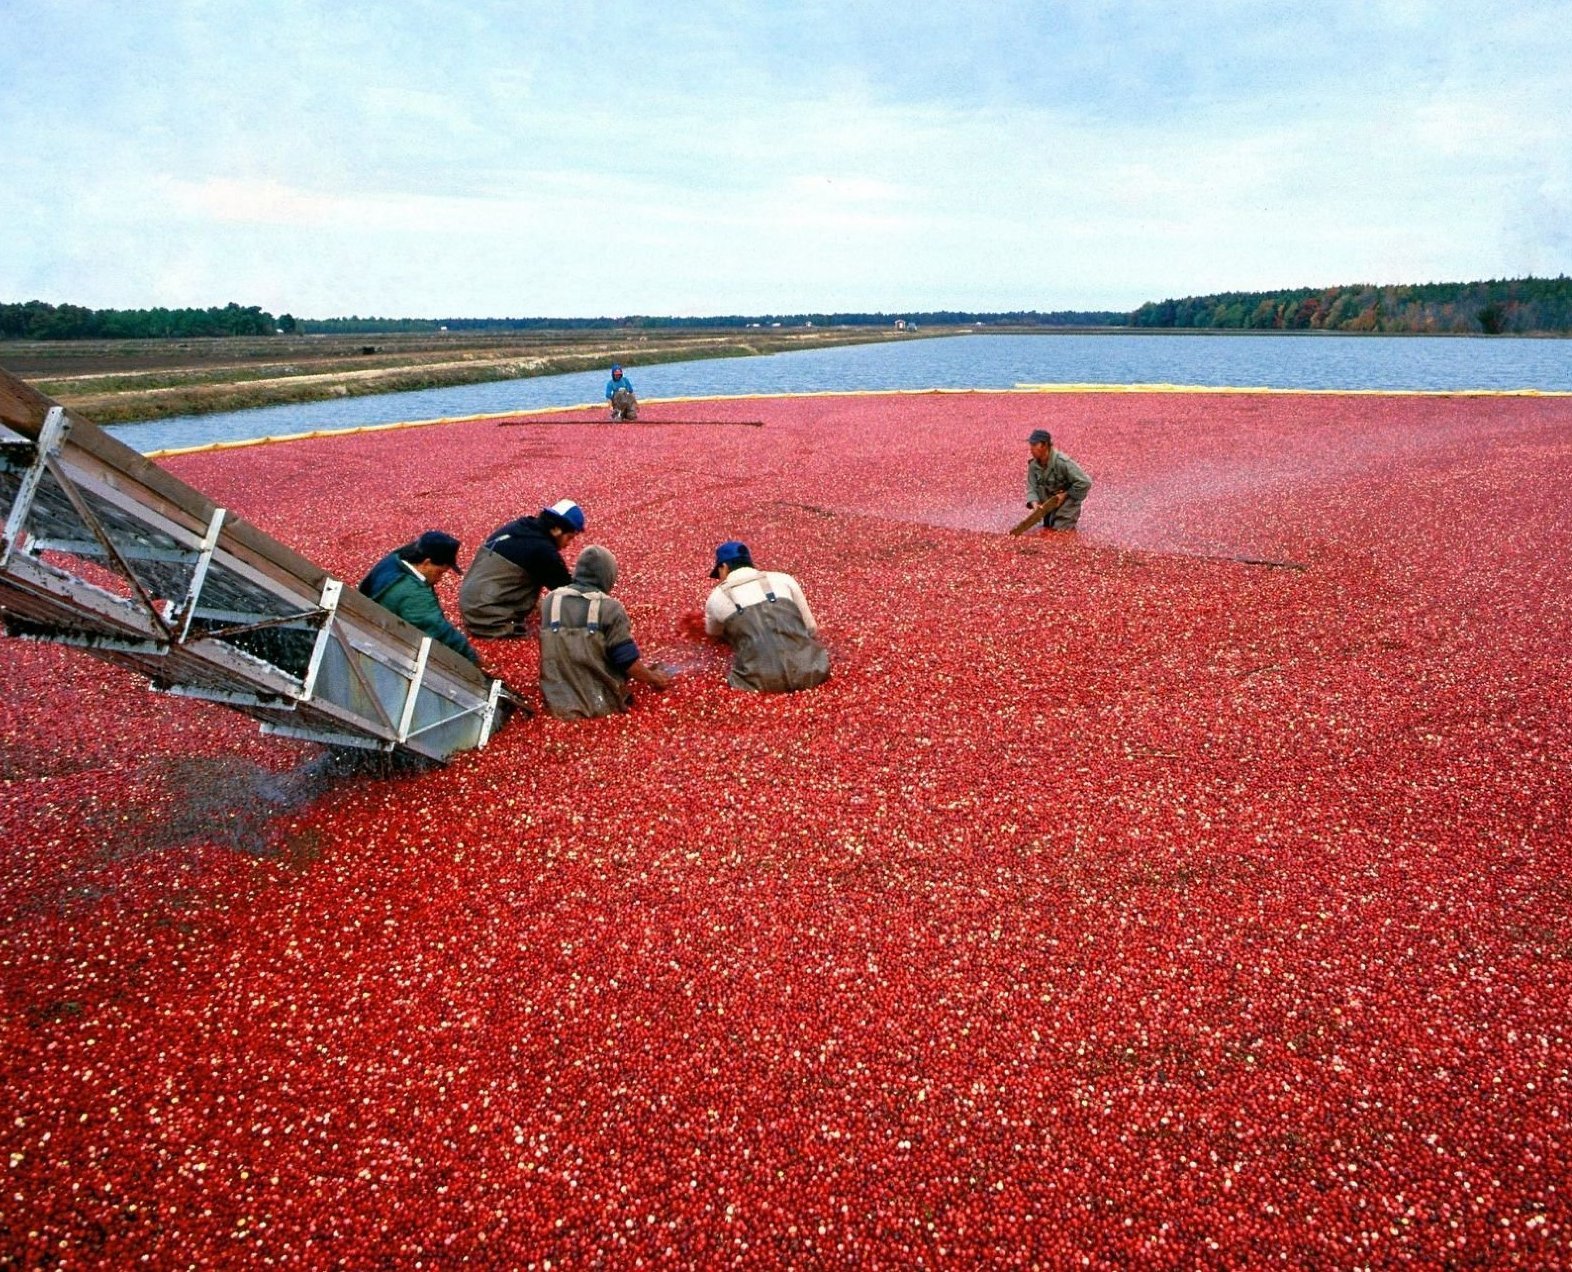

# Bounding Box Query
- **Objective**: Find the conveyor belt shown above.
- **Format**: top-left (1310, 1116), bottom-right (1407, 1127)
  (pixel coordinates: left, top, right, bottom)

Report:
top-left (0, 370), bottom-right (514, 762)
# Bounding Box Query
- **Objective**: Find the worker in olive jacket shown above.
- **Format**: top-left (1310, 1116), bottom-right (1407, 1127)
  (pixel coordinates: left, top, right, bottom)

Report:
top-left (538, 545), bottom-right (671, 718)
top-left (459, 499), bottom-right (584, 638)
top-left (1025, 428), bottom-right (1093, 531)
top-left (357, 530), bottom-right (480, 665)
top-left (703, 540), bottom-right (829, 693)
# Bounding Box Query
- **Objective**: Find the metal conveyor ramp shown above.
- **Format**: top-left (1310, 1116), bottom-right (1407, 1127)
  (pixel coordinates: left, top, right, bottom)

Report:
top-left (0, 370), bottom-right (513, 762)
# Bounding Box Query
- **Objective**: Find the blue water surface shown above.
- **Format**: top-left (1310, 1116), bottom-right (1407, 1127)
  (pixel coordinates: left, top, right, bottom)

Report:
top-left (107, 332), bottom-right (1571, 453)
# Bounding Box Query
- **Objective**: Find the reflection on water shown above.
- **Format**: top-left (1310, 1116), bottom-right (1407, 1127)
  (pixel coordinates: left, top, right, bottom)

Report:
top-left (108, 332), bottom-right (1572, 454)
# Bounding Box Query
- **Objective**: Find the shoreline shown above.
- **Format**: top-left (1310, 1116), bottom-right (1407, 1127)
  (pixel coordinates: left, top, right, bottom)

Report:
top-left (6, 326), bottom-right (967, 425)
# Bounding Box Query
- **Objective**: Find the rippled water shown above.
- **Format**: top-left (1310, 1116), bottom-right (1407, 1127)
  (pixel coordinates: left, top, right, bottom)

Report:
top-left (108, 332), bottom-right (1571, 453)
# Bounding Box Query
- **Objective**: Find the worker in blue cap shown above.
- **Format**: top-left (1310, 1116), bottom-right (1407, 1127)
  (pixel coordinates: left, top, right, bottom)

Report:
top-left (459, 499), bottom-right (585, 638)
top-left (605, 364), bottom-right (638, 420)
top-left (703, 541), bottom-right (829, 692)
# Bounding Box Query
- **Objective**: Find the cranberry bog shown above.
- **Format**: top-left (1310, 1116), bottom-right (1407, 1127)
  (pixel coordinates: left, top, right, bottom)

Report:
top-left (3, 389), bottom-right (1569, 1266)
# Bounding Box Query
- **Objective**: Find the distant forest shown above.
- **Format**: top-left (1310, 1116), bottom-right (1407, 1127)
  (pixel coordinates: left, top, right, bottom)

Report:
top-left (4, 279), bottom-right (1570, 340)
top-left (0, 300), bottom-right (278, 340)
top-left (300, 309), bottom-right (1125, 334)
top-left (0, 304), bottom-right (1123, 340)
top-left (1131, 276), bottom-right (1572, 334)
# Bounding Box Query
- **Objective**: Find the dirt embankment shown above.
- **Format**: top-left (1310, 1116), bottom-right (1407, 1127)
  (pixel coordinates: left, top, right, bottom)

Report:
top-left (1, 327), bottom-right (952, 423)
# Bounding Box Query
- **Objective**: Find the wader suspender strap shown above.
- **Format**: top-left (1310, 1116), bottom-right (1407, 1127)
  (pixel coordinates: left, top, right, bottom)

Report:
top-left (547, 589), bottom-right (606, 632)
top-left (723, 574), bottom-right (778, 614)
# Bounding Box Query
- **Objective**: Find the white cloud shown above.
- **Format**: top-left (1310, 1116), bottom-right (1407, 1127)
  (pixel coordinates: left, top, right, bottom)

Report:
top-left (2, 1), bottom-right (1569, 314)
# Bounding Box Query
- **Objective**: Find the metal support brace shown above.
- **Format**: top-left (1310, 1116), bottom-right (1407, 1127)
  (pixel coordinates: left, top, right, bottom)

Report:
top-left (397, 637), bottom-right (433, 742)
top-left (42, 454), bottom-right (175, 641)
top-left (478, 677), bottom-right (508, 747)
top-left (12, 629), bottom-right (168, 656)
top-left (0, 406), bottom-right (67, 569)
top-left (328, 625), bottom-right (398, 732)
top-left (161, 684), bottom-right (298, 710)
top-left (261, 721), bottom-right (392, 751)
top-left (299, 577), bottom-right (344, 700)
top-left (176, 507), bottom-right (227, 640)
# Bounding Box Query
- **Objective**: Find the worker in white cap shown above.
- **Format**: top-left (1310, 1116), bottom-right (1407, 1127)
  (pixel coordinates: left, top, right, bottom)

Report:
top-left (459, 499), bottom-right (585, 638)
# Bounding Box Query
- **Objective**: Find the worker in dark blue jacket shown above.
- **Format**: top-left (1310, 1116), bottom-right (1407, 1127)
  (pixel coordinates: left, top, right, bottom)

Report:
top-left (357, 530), bottom-right (480, 664)
top-left (458, 499), bottom-right (585, 638)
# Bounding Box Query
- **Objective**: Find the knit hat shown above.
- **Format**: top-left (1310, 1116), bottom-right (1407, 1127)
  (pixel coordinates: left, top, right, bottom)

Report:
top-left (1028, 429), bottom-right (1053, 446)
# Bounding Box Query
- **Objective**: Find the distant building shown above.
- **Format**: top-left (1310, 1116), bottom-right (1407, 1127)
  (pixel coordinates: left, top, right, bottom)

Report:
top-left (894, 319), bottom-right (907, 330)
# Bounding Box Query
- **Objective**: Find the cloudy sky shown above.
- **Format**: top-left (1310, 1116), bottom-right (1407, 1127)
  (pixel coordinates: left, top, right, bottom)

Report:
top-left (3, 1), bottom-right (1568, 318)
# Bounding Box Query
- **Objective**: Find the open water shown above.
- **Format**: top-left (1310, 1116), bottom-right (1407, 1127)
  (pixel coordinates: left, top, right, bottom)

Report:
top-left (107, 332), bottom-right (1572, 453)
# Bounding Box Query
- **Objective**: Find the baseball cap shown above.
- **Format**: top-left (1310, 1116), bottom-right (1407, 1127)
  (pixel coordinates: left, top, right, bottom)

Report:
top-left (541, 498), bottom-right (586, 533)
top-left (709, 540), bottom-right (754, 578)
top-left (415, 529), bottom-right (464, 574)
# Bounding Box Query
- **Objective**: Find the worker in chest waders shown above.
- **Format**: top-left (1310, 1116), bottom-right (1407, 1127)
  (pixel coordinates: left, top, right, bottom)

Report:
top-left (538, 546), bottom-right (671, 719)
top-left (605, 364), bottom-right (638, 420)
top-left (459, 499), bottom-right (584, 639)
top-left (358, 529), bottom-right (481, 665)
top-left (703, 541), bottom-right (829, 693)
top-left (1025, 428), bottom-right (1093, 531)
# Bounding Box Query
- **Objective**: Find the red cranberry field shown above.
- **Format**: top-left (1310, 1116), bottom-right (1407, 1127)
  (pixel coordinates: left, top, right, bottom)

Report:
top-left (3, 390), bottom-right (1570, 1266)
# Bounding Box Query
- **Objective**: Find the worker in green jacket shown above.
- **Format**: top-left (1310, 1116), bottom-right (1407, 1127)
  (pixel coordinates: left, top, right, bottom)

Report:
top-left (357, 530), bottom-right (481, 665)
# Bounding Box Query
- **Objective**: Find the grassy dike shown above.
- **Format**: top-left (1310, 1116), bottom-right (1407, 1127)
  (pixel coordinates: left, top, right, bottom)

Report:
top-left (4, 326), bottom-right (960, 424)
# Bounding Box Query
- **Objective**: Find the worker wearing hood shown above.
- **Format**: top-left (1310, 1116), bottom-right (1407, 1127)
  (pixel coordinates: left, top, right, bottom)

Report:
top-left (605, 364), bottom-right (638, 420)
top-left (538, 545), bottom-right (671, 718)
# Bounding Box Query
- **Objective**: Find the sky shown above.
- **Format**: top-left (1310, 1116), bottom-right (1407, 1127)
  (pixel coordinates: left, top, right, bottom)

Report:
top-left (2, 0), bottom-right (1569, 319)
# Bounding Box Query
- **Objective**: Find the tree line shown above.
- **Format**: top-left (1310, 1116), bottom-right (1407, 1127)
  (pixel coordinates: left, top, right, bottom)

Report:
top-left (295, 309), bottom-right (1128, 334)
top-left (7, 279), bottom-right (1571, 340)
top-left (0, 300), bottom-right (283, 340)
top-left (0, 302), bottom-right (1125, 340)
top-left (1130, 276), bottom-right (1572, 334)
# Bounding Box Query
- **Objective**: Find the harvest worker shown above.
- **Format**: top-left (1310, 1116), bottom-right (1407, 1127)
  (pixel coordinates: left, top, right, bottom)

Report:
top-left (605, 364), bottom-right (638, 420)
top-left (1025, 428), bottom-right (1093, 531)
top-left (358, 530), bottom-right (481, 665)
top-left (703, 540), bottom-right (829, 693)
top-left (539, 545), bottom-right (671, 718)
top-left (459, 499), bottom-right (585, 639)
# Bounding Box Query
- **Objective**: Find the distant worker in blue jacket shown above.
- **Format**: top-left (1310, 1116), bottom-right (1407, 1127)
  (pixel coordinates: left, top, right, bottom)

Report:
top-left (357, 530), bottom-right (481, 665)
top-left (605, 364), bottom-right (638, 420)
